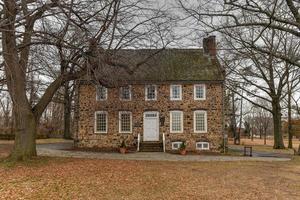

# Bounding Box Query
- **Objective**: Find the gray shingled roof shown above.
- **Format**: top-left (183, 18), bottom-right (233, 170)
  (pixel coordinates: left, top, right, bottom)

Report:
top-left (90, 49), bottom-right (224, 86)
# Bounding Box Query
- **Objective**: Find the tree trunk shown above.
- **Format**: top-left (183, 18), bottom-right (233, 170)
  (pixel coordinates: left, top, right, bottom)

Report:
top-left (231, 92), bottom-right (238, 145)
top-left (272, 100), bottom-right (285, 149)
top-left (287, 83), bottom-right (293, 149)
top-left (3, 112), bottom-right (10, 127)
top-left (237, 95), bottom-right (243, 145)
top-left (264, 129), bottom-right (267, 145)
top-left (9, 105), bottom-right (37, 160)
top-left (63, 82), bottom-right (72, 139)
top-left (259, 130), bottom-right (262, 139)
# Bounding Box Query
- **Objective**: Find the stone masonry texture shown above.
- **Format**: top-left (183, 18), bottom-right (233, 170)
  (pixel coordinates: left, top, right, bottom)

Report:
top-left (75, 82), bottom-right (224, 152)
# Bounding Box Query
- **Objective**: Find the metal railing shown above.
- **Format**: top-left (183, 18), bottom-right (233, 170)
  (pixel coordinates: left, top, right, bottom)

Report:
top-left (162, 132), bottom-right (166, 152)
top-left (137, 133), bottom-right (141, 152)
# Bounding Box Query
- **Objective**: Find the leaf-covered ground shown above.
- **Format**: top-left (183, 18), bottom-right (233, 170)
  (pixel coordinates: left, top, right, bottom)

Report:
top-left (1, 156), bottom-right (300, 200)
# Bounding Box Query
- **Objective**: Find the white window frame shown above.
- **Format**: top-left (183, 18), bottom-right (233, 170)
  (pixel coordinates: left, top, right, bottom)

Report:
top-left (172, 141), bottom-right (183, 150)
top-left (145, 85), bottom-right (157, 101)
top-left (120, 85), bottom-right (132, 101)
top-left (194, 84), bottom-right (206, 100)
top-left (96, 85), bottom-right (108, 101)
top-left (119, 111), bottom-right (132, 133)
top-left (194, 110), bottom-right (208, 133)
top-left (170, 85), bottom-right (182, 101)
top-left (170, 111), bottom-right (183, 133)
top-left (196, 142), bottom-right (210, 150)
top-left (94, 111), bottom-right (108, 134)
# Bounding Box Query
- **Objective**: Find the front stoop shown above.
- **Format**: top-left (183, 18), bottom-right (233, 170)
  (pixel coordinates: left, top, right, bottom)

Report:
top-left (140, 142), bottom-right (163, 152)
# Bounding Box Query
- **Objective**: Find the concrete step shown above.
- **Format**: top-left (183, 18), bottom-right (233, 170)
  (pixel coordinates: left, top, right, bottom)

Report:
top-left (140, 142), bottom-right (163, 152)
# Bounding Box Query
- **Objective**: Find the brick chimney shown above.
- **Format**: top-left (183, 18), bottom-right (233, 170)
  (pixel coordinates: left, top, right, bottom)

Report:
top-left (203, 35), bottom-right (216, 57)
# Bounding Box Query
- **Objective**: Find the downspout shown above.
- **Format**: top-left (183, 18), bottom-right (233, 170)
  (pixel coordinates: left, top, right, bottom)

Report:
top-left (222, 80), bottom-right (226, 153)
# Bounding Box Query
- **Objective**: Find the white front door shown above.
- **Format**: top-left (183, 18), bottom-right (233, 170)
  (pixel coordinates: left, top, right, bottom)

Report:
top-left (143, 112), bottom-right (159, 141)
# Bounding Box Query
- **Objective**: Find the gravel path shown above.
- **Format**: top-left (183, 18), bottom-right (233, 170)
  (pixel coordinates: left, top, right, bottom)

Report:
top-left (37, 141), bottom-right (291, 162)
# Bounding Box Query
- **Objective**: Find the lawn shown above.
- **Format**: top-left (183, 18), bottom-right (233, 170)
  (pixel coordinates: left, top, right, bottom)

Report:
top-left (229, 138), bottom-right (299, 155)
top-left (236, 138), bottom-right (300, 149)
top-left (0, 141), bottom-right (300, 199)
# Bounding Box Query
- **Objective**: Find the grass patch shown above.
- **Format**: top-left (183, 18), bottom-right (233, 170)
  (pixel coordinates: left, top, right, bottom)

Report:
top-left (290, 155), bottom-right (300, 165)
top-left (36, 138), bottom-right (72, 144)
top-left (0, 156), bottom-right (49, 168)
top-left (0, 156), bottom-right (65, 169)
top-left (252, 145), bottom-right (295, 154)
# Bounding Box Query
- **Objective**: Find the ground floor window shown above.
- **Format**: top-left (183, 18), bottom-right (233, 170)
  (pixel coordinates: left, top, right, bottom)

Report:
top-left (196, 142), bottom-right (209, 150)
top-left (194, 110), bottom-right (207, 133)
top-left (172, 141), bottom-right (183, 150)
top-left (95, 111), bottom-right (108, 133)
top-left (170, 111), bottom-right (183, 133)
top-left (119, 111), bottom-right (132, 133)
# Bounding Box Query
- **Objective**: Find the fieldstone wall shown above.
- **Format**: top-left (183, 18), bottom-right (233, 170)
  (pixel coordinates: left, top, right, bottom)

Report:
top-left (75, 82), bottom-right (224, 152)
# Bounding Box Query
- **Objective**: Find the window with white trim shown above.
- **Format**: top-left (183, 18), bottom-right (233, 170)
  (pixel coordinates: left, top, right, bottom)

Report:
top-left (170, 111), bottom-right (183, 133)
top-left (145, 85), bottom-right (157, 100)
top-left (120, 86), bottom-right (131, 100)
top-left (194, 110), bottom-right (207, 133)
top-left (196, 142), bottom-right (210, 150)
top-left (94, 111), bottom-right (108, 133)
top-left (119, 111), bottom-right (132, 133)
top-left (194, 84), bottom-right (206, 100)
top-left (170, 85), bottom-right (182, 100)
top-left (172, 141), bottom-right (183, 150)
top-left (96, 85), bottom-right (107, 101)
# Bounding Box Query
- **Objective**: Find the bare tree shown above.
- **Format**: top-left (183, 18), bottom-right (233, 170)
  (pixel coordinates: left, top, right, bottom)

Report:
top-left (245, 103), bottom-right (273, 144)
top-left (223, 29), bottom-right (299, 148)
top-left (0, 95), bottom-right (11, 127)
top-left (1, 0), bottom-right (175, 160)
top-left (178, 0), bottom-right (300, 149)
top-left (253, 104), bottom-right (273, 145)
top-left (284, 61), bottom-right (300, 148)
top-left (178, 0), bottom-right (300, 67)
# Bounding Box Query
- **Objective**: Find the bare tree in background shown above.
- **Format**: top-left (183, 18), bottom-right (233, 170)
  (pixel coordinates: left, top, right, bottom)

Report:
top-left (244, 102), bottom-right (273, 144)
top-left (224, 30), bottom-right (300, 148)
top-left (0, 0), bottom-right (175, 160)
top-left (253, 104), bottom-right (273, 145)
top-left (178, 0), bottom-right (300, 149)
top-left (284, 59), bottom-right (300, 148)
top-left (0, 95), bottom-right (11, 127)
top-left (178, 0), bottom-right (300, 67)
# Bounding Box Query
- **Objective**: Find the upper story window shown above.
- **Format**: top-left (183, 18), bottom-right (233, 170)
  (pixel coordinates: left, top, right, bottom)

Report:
top-left (170, 111), bottom-right (183, 133)
top-left (94, 111), bottom-right (108, 133)
top-left (145, 85), bottom-right (157, 101)
top-left (194, 84), bottom-right (206, 100)
top-left (96, 85), bottom-right (107, 101)
top-left (170, 85), bottom-right (182, 100)
top-left (194, 110), bottom-right (207, 133)
top-left (120, 85), bottom-right (132, 100)
top-left (119, 111), bottom-right (132, 133)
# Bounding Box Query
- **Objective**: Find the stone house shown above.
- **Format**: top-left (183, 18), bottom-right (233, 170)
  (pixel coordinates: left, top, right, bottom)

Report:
top-left (74, 36), bottom-right (225, 152)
